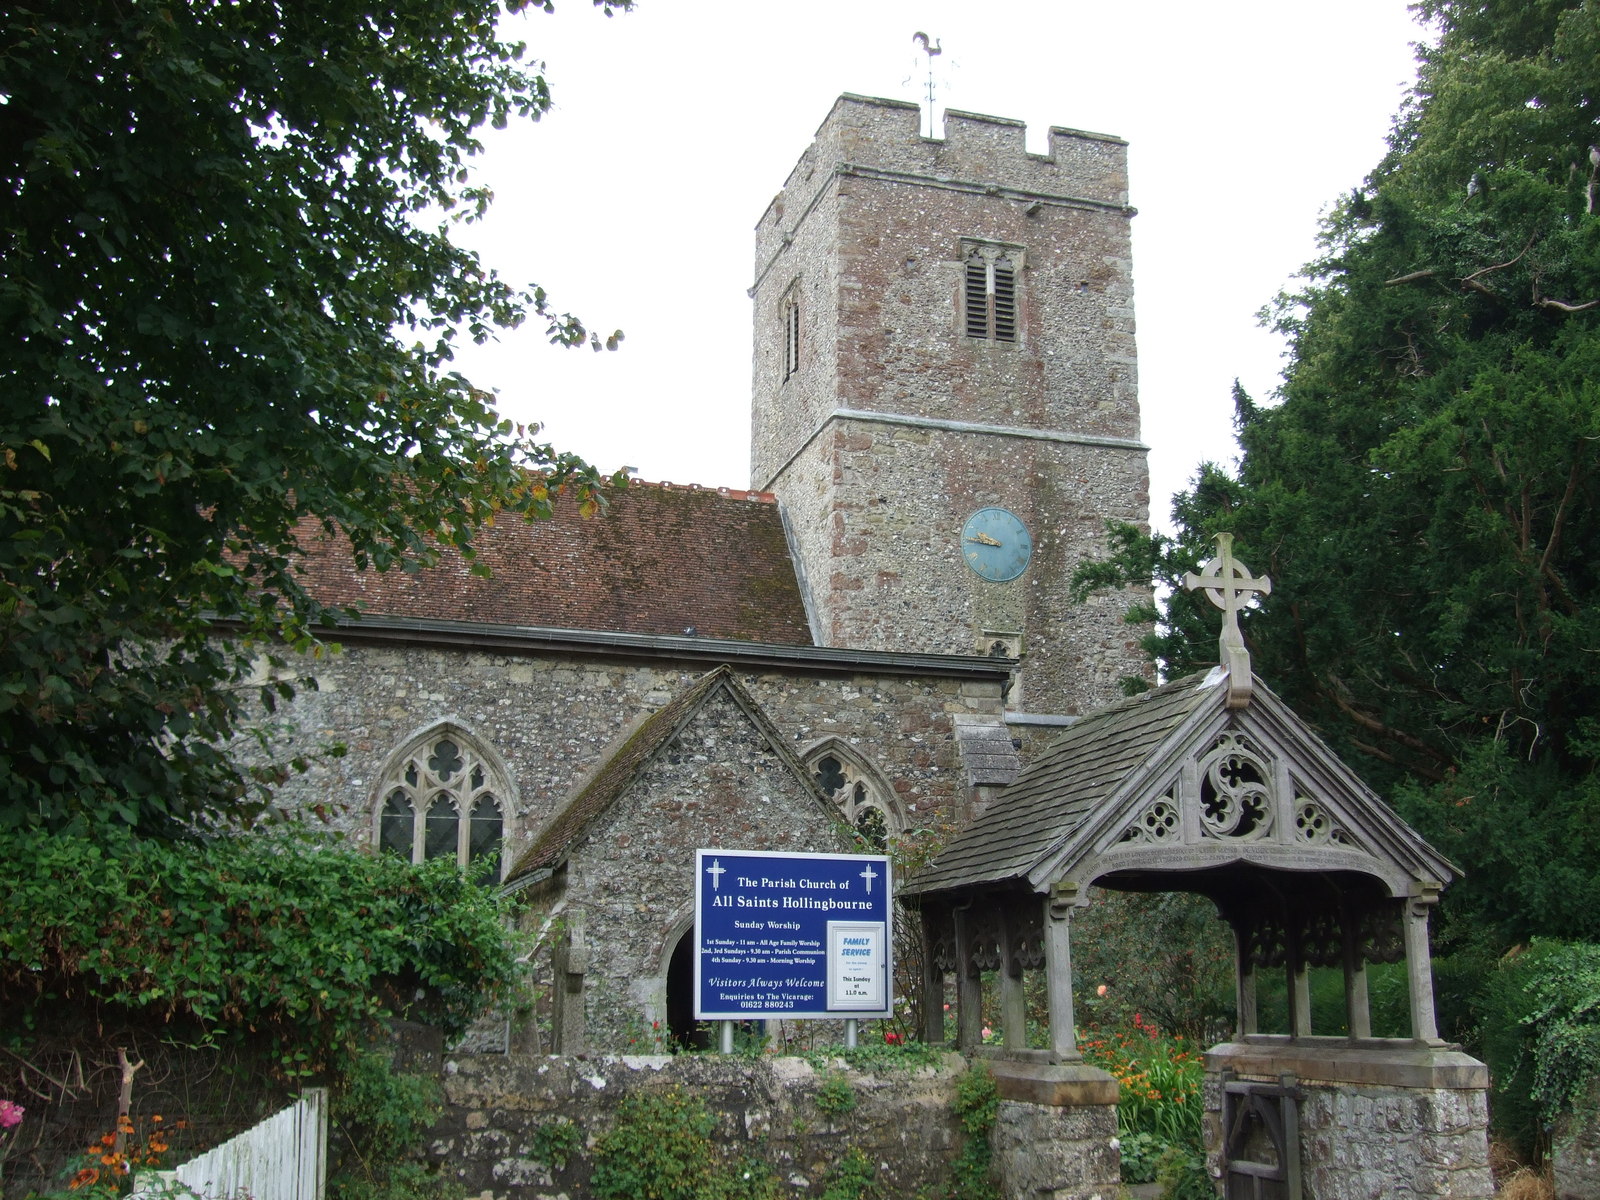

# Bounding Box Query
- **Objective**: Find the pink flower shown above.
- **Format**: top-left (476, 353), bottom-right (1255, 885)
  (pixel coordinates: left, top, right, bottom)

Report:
top-left (1096, 984), bottom-right (1108, 997)
top-left (0, 1099), bottom-right (23, 1130)
top-left (883, 1031), bottom-right (903, 1045)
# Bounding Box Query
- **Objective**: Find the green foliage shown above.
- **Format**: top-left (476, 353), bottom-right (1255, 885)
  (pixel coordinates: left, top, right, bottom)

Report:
top-left (589, 1088), bottom-right (780, 1200)
top-left (1079, 1019), bottom-right (1203, 1149)
top-left (815, 1072), bottom-right (858, 1118)
top-left (328, 1050), bottom-right (457, 1200)
top-left (0, 0), bottom-right (628, 837)
top-left (821, 1146), bottom-right (881, 1200)
top-left (1080, 1019), bottom-right (1204, 1191)
top-left (946, 1065), bottom-right (998, 1200)
top-left (590, 1089), bottom-right (715, 1200)
top-left (800, 1040), bottom-right (949, 1074)
top-left (528, 1118), bottom-right (581, 1173)
top-left (0, 828), bottom-right (518, 1069)
top-left (1073, 0), bottom-right (1600, 959)
top-left (1117, 1131), bottom-right (1164, 1185)
top-left (1473, 940), bottom-right (1600, 1153)
top-left (1070, 890), bottom-right (1235, 1045)
top-left (1154, 1142), bottom-right (1212, 1200)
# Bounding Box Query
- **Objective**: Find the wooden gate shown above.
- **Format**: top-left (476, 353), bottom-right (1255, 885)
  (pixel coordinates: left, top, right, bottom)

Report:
top-left (1220, 1072), bottom-right (1301, 1200)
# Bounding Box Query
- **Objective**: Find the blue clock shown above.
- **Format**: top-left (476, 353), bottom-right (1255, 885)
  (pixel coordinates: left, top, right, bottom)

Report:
top-left (961, 507), bottom-right (1032, 582)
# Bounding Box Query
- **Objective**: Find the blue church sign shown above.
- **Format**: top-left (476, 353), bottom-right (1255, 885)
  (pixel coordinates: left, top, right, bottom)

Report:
top-left (695, 848), bottom-right (893, 1020)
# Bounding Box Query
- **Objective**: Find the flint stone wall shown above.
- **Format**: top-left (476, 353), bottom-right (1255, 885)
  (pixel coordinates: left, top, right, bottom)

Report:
top-left (1203, 1045), bottom-right (1493, 1200)
top-left (240, 644), bottom-right (997, 873)
top-left (428, 1052), bottom-right (972, 1200)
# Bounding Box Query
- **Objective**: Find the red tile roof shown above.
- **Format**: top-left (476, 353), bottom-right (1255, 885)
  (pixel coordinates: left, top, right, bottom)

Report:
top-left (292, 481), bottom-right (813, 645)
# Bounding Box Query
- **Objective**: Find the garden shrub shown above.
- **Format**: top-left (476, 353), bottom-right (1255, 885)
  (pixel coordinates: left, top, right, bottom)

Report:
top-left (1081, 1016), bottom-right (1203, 1187)
top-left (590, 1088), bottom-right (780, 1200)
top-left (815, 1072), bottom-right (858, 1118)
top-left (1474, 940), bottom-right (1600, 1155)
top-left (0, 827), bottom-right (520, 1072)
top-left (820, 1146), bottom-right (880, 1200)
top-left (327, 1050), bottom-right (458, 1200)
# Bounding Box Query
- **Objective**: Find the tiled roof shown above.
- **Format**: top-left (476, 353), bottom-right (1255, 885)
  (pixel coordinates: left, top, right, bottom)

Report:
top-left (505, 668), bottom-right (729, 882)
top-left (504, 666), bottom-right (834, 883)
top-left (906, 670), bottom-right (1459, 900)
top-left (291, 481), bottom-right (813, 645)
top-left (904, 673), bottom-right (1217, 896)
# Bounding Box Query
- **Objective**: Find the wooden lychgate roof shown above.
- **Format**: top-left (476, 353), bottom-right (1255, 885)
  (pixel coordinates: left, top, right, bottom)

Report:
top-left (904, 668), bottom-right (1455, 903)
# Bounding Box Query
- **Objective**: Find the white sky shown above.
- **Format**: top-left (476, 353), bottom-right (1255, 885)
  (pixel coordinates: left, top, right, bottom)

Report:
top-left (447, 0), bottom-right (1427, 531)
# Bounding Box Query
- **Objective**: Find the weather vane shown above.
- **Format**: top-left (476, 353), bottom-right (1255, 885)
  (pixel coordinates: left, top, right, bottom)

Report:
top-left (911, 32), bottom-right (942, 138)
top-left (1183, 533), bottom-right (1271, 709)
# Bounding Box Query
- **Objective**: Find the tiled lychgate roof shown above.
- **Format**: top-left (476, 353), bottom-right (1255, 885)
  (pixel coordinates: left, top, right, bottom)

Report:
top-left (291, 481), bottom-right (812, 644)
top-left (905, 669), bottom-right (1457, 903)
top-left (905, 673), bottom-right (1214, 897)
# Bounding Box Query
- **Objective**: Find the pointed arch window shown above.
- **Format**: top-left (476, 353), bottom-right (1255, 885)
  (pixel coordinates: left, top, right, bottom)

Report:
top-left (963, 242), bottom-right (1020, 343)
top-left (377, 729), bottom-right (510, 880)
top-left (805, 746), bottom-right (901, 851)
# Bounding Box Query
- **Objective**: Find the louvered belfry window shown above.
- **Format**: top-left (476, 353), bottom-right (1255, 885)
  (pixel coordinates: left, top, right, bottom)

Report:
top-left (964, 244), bottom-right (1019, 343)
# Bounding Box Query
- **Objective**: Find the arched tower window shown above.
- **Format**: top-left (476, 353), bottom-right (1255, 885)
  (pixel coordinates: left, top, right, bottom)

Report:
top-left (375, 726), bottom-right (512, 880)
top-left (804, 743), bottom-right (902, 851)
top-left (963, 242), bottom-right (1019, 343)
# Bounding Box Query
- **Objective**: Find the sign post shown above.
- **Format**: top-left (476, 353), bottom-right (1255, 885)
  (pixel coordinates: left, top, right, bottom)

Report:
top-left (695, 848), bottom-right (894, 1022)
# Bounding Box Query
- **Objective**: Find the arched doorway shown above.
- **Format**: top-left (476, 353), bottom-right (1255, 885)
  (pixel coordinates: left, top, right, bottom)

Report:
top-left (665, 927), bottom-right (712, 1050)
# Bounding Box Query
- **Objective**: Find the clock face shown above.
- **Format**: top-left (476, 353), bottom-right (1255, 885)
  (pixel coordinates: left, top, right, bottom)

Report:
top-left (961, 507), bottom-right (1032, 582)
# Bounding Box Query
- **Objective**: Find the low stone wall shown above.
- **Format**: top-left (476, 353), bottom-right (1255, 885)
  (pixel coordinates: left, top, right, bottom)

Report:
top-left (1205, 1039), bottom-right (1493, 1200)
top-left (429, 1052), bottom-right (971, 1199)
top-left (426, 1051), bottom-right (1124, 1200)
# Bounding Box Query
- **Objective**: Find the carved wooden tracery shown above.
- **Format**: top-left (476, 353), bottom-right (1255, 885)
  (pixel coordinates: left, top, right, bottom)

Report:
top-left (924, 896), bottom-right (1049, 980)
top-left (1114, 733), bottom-right (1366, 856)
top-left (1200, 732), bottom-right (1274, 840)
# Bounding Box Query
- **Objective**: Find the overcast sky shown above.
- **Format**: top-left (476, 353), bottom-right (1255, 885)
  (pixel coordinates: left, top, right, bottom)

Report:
top-left (446, 0), bottom-right (1428, 531)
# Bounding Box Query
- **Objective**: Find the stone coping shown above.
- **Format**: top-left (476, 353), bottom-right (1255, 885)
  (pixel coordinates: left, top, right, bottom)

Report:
top-left (986, 1058), bottom-right (1119, 1107)
top-left (1207, 1037), bottom-right (1489, 1090)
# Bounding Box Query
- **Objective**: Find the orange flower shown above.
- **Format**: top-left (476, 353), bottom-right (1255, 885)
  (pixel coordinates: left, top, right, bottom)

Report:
top-left (100, 1134), bottom-right (116, 1146)
top-left (69, 1167), bottom-right (100, 1189)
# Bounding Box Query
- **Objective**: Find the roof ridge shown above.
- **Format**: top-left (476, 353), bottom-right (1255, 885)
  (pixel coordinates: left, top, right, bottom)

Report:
top-left (505, 667), bottom-right (733, 882)
top-left (628, 479), bottom-right (778, 504)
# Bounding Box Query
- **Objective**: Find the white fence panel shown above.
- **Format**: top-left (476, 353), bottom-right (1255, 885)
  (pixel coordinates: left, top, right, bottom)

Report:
top-left (133, 1087), bottom-right (326, 1200)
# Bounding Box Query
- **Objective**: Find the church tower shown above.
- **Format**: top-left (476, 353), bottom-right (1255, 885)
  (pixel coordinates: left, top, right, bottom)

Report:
top-left (750, 95), bottom-right (1149, 715)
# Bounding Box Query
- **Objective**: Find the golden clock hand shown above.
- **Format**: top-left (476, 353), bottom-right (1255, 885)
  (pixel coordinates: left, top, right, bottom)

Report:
top-left (965, 533), bottom-right (1002, 547)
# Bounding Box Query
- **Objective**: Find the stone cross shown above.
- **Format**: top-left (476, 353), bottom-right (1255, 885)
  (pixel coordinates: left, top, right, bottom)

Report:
top-left (1183, 532), bottom-right (1271, 709)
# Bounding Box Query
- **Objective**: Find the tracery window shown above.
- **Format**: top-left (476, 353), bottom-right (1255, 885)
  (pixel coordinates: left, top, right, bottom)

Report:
top-left (807, 747), bottom-right (900, 851)
top-left (377, 729), bottom-right (508, 880)
top-left (963, 242), bottom-right (1019, 343)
